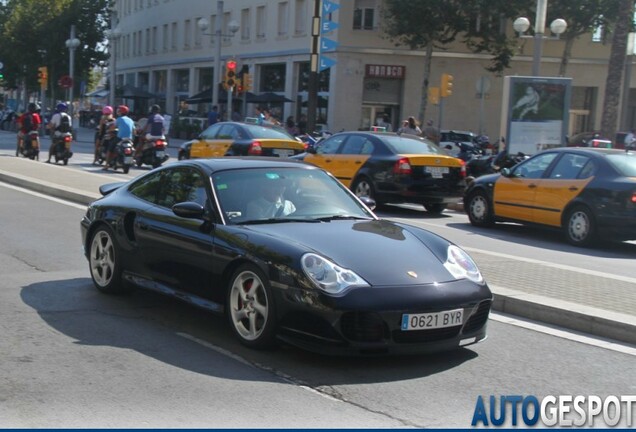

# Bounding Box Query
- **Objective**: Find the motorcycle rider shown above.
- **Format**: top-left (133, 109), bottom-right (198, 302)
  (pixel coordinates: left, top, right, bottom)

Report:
top-left (103, 105), bottom-right (135, 171)
top-left (17, 103), bottom-right (42, 157)
top-left (134, 104), bottom-right (165, 159)
top-left (45, 102), bottom-right (72, 163)
top-left (93, 106), bottom-right (115, 165)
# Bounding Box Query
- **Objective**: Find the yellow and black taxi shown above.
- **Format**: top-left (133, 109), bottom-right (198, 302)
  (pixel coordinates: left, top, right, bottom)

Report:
top-left (464, 147), bottom-right (636, 246)
top-left (295, 131), bottom-right (467, 214)
top-left (178, 121), bottom-right (305, 160)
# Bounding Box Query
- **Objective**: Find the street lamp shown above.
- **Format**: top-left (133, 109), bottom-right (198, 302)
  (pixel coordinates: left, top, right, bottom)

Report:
top-left (65, 25), bottom-right (80, 123)
top-left (513, 0), bottom-right (567, 76)
top-left (197, 1), bottom-right (239, 109)
top-left (105, 24), bottom-right (122, 108)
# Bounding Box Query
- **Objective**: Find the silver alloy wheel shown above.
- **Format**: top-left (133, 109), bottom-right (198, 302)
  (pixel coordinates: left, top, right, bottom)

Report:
top-left (568, 209), bottom-right (590, 243)
top-left (229, 270), bottom-right (269, 341)
top-left (90, 230), bottom-right (116, 287)
top-left (354, 179), bottom-right (371, 198)
top-left (469, 194), bottom-right (488, 222)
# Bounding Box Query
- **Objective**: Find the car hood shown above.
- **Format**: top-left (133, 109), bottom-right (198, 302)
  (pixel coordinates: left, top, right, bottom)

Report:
top-left (244, 219), bottom-right (455, 286)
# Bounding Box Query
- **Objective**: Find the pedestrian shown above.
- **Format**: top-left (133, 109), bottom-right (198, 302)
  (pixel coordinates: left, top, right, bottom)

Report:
top-left (624, 128), bottom-right (636, 149)
top-left (397, 116), bottom-right (421, 136)
top-left (207, 105), bottom-right (219, 127)
top-left (231, 108), bottom-right (242, 122)
top-left (285, 116), bottom-right (299, 136)
top-left (423, 119), bottom-right (440, 144)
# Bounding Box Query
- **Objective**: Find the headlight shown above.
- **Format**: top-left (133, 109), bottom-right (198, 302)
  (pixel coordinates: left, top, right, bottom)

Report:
top-left (443, 245), bottom-right (484, 285)
top-left (301, 253), bottom-right (370, 294)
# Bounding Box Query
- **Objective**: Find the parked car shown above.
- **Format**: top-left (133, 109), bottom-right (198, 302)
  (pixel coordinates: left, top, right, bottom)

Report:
top-left (464, 147), bottom-right (636, 246)
top-left (80, 158), bottom-right (492, 355)
top-left (178, 121), bottom-right (305, 160)
top-left (294, 131), bottom-right (467, 214)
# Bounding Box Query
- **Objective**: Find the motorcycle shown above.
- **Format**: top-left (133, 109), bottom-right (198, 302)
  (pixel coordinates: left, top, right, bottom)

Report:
top-left (134, 136), bottom-right (170, 169)
top-left (465, 151), bottom-right (529, 181)
top-left (52, 132), bottom-right (74, 165)
top-left (18, 131), bottom-right (40, 160)
top-left (106, 139), bottom-right (134, 174)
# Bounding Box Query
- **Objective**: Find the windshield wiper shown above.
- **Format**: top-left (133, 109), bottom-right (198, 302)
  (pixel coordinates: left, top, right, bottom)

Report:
top-left (314, 215), bottom-right (373, 222)
top-left (235, 218), bottom-right (321, 225)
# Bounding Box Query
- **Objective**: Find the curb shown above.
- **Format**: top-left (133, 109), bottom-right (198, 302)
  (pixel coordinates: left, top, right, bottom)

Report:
top-left (0, 168), bottom-right (100, 205)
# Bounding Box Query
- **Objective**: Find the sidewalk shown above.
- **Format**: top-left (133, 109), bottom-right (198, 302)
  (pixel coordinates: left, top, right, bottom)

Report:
top-left (0, 150), bottom-right (635, 346)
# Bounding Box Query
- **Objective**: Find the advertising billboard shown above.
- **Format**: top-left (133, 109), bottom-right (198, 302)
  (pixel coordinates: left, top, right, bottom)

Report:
top-left (500, 76), bottom-right (572, 156)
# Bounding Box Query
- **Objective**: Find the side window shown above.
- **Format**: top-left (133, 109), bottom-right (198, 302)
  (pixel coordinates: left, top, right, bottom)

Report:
top-left (340, 135), bottom-right (374, 155)
top-left (218, 124), bottom-right (238, 139)
top-left (513, 153), bottom-right (558, 179)
top-left (129, 170), bottom-right (165, 204)
top-left (317, 135), bottom-right (346, 154)
top-left (200, 123), bottom-right (222, 140)
top-left (549, 154), bottom-right (589, 179)
top-left (579, 159), bottom-right (598, 179)
top-left (156, 168), bottom-right (208, 209)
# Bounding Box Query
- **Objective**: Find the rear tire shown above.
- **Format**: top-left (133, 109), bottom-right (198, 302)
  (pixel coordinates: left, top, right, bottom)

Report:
top-left (565, 205), bottom-right (597, 247)
top-left (466, 190), bottom-right (494, 227)
top-left (123, 165), bottom-right (130, 174)
top-left (88, 225), bottom-right (130, 294)
top-left (351, 176), bottom-right (376, 202)
top-left (424, 203), bottom-right (447, 214)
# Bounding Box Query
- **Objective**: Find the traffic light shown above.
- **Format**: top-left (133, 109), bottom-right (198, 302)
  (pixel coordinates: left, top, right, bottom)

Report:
top-left (242, 73), bottom-right (252, 92)
top-left (428, 86), bottom-right (440, 105)
top-left (440, 73), bottom-right (453, 98)
top-left (224, 60), bottom-right (237, 88)
top-left (37, 66), bottom-right (48, 88)
top-left (236, 65), bottom-right (249, 94)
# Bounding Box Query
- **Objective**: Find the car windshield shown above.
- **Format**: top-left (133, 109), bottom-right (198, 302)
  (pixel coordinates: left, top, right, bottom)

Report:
top-left (383, 135), bottom-right (446, 155)
top-left (606, 153), bottom-right (636, 177)
top-left (212, 167), bottom-right (375, 224)
top-left (244, 124), bottom-right (295, 140)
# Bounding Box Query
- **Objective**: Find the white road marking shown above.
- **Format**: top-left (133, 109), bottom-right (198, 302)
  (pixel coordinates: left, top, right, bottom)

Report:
top-left (0, 182), bottom-right (86, 210)
top-left (490, 312), bottom-right (636, 356)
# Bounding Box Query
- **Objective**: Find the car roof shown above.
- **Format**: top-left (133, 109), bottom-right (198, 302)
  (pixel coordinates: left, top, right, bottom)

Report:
top-left (544, 147), bottom-right (630, 156)
top-left (172, 157), bottom-right (316, 174)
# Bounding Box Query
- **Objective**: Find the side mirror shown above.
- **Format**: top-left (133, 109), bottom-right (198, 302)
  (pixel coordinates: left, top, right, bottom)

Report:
top-left (307, 147), bottom-right (317, 154)
top-left (173, 201), bottom-right (205, 219)
top-left (358, 196), bottom-right (377, 211)
top-left (501, 168), bottom-right (511, 177)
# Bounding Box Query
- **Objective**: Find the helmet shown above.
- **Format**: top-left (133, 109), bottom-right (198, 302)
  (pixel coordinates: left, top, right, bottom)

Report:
top-left (102, 105), bottom-right (113, 115)
top-left (150, 104), bottom-right (160, 114)
top-left (117, 105), bottom-right (129, 115)
top-left (28, 102), bottom-right (39, 113)
top-left (56, 102), bottom-right (68, 112)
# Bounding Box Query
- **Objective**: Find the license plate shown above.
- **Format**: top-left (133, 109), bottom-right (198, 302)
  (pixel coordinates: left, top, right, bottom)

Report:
top-left (426, 166), bottom-right (449, 178)
top-left (273, 149), bottom-right (293, 157)
top-left (124, 157), bottom-right (133, 164)
top-left (401, 309), bottom-right (463, 331)
top-left (156, 150), bottom-right (165, 158)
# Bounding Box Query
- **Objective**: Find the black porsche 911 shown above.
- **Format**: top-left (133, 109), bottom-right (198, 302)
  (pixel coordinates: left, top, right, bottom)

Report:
top-left (80, 158), bottom-right (492, 355)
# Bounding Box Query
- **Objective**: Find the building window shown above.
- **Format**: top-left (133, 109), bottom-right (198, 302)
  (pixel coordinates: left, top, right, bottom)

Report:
top-left (592, 24), bottom-right (604, 43)
top-left (256, 5), bottom-right (266, 39)
top-left (241, 8), bottom-right (250, 41)
top-left (145, 28), bottom-right (151, 54)
top-left (194, 16), bottom-right (203, 46)
top-left (184, 19), bottom-right (192, 49)
top-left (163, 24), bottom-right (168, 52)
top-left (152, 26), bottom-right (157, 53)
top-left (278, 1), bottom-right (289, 36)
top-left (353, 0), bottom-right (375, 30)
top-left (175, 69), bottom-right (190, 92)
top-left (260, 63), bottom-right (286, 92)
top-left (294, 0), bottom-right (307, 35)
top-left (171, 22), bottom-right (178, 51)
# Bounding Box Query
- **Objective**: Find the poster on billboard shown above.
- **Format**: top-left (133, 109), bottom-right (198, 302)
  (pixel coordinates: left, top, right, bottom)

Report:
top-left (499, 76), bottom-right (572, 156)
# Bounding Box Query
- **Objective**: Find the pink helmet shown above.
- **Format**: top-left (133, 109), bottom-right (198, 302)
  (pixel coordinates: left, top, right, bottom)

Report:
top-left (102, 105), bottom-right (113, 115)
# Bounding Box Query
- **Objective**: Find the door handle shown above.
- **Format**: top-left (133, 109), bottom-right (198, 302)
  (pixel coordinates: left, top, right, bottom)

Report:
top-left (355, 160), bottom-right (362, 164)
top-left (325, 159), bottom-right (332, 163)
top-left (138, 221), bottom-right (149, 230)
top-left (528, 184), bottom-right (537, 189)
top-left (569, 186), bottom-right (578, 191)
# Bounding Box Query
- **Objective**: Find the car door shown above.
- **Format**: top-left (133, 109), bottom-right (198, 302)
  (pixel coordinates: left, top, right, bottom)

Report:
top-left (190, 123), bottom-right (234, 158)
top-left (493, 152), bottom-right (558, 222)
top-left (532, 153), bottom-right (595, 227)
top-left (302, 134), bottom-right (347, 178)
top-left (333, 135), bottom-right (375, 187)
top-left (133, 167), bottom-right (217, 298)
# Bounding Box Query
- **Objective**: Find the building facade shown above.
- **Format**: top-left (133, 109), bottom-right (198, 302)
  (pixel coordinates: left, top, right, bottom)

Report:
top-left (112, 0), bottom-right (630, 139)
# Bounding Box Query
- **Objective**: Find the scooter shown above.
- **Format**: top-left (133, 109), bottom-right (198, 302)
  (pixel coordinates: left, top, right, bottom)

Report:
top-left (18, 131), bottom-right (40, 160)
top-left (52, 132), bottom-right (74, 165)
top-left (134, 136), bottom-right (170, 169)
top-left (106, 139), bottom-right (134, 174)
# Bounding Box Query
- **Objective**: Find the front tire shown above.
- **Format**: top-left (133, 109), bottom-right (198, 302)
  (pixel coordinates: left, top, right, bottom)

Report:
top-left (226, 264), bottom-right (277, 349)
top-left (565, 205), bottom-right (597, 247)
top-left (466, 190), bottom-right (494, 227)
top-left (123, 165), bottom-right (130, 174)
top-left (424, 203), bottom-right (447, 214)
top-left (88, 225), bottom-right (130, 294)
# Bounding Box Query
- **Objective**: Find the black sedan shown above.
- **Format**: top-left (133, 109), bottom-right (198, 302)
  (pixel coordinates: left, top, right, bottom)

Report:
top-left (464, 147), bottom-right (636, 246)
top-left (295, 131), bottom-right (467, 214)
top-left (81, 158), bottom-right (492, 355)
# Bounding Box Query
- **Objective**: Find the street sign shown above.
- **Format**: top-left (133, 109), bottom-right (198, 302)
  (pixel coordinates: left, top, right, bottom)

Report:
top-left (59, 75), bottom-right (73, 89)
top-left (321, 20), bottom-right (339, 34)
top-left (320, 37), bottom-right (338, 52)
top-left (319, 56), bottom-right (336, 72)
top-left (322, 0), bottom-right (341, 14)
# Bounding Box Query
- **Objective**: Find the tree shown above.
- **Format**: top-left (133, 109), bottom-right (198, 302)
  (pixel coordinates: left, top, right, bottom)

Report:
top-left (600, 0), bottom-right (634, 140)
top-left (0, 0), bottom-right (110, 104)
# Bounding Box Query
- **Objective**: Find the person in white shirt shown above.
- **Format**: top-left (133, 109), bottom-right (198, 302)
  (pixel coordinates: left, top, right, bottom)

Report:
top-left (247, 179), bottom-right (296, 219)
top-left (624, 129), bottom-right (636, 149)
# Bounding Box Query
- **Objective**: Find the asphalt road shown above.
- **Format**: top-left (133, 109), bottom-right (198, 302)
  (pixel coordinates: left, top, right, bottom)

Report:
top-left (1, 161), bottom-right (635, 428)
